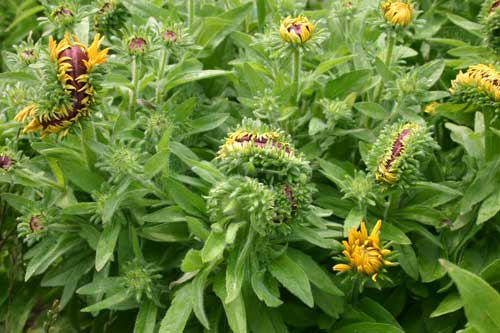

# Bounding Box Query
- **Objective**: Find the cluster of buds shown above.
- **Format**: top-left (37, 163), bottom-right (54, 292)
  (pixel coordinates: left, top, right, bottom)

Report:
top-left (15, 33), bottom-right (108, 138)
top-left (450, 64), bottom-right (500, 110)
top-left (366, 122), bottom-right (438, 188)
top-left (333, 220), bottom-right (396, 282)
top-left (481, 0), bottom-right (500, 55)
top-left (381, 0), bottom-right (413, 27)
top-left (122, 260), bottom-right (162, 305)
top-left (209, 119), bottom-right (314, 236)
top-left (95, 141), bottom-right (146, 184)
top-left (279, 16), bottom-right (316, 45)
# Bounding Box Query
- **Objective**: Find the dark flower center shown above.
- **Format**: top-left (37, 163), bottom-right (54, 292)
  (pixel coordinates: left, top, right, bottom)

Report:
top-left (0, 155), bottom-right (12, 169)
top-left (287, 24), bottom-right (303, 36)
top-left (385, 128), bottom-right (410, 170)
top-left (54, 7), bottom-right (73, 17)
top-left (491, 0), bottom-right (500, 12)
top-left (236, 135), bottom-right (290, 154)
top-left (128, 37), bottom-right (147, 52)
top-left (30, 215), bottom-right (43, 232)
top-left (163, 30), bottom-right (177, 43)
top-left (42, 46), bottom-right (89, 128)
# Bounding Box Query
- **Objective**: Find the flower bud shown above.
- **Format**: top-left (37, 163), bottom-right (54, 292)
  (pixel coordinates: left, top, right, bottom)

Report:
top-left (163, 30), bottom-right (177, 44)
top-left (128, 37), bottom-right (147, 55)
top-left (450, 64), bottom-right (500, 108)
top-left (381, 0), bottom-right (413, 27)
top-left (50, 6), bottom-right (75, 27)
top-left (17, 212), bottom-right (48, 245)
top-left (279, 16), bottom-right (315, 44)
top-left (0, 154), bottom-right (13, 170)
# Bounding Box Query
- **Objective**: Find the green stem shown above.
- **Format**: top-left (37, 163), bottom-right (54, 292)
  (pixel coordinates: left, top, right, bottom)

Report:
top-left (292, 48), bottom-right (301, 102)
top-left (130, 56), bottom-right (139, 120)
top-left (155, 49), bottom-right (169, 104)
top-left (187, 0), bottom-right (195, 29)
top-left (373, 32), bottom-right (395, 103)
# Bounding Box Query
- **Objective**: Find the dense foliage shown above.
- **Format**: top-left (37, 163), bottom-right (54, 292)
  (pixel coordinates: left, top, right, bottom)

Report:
top-left (1, 0), bottom-right (499, 332)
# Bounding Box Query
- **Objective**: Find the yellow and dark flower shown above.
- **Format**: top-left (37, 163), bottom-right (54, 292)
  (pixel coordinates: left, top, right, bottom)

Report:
top-left (366, 122), bottom-right (437, 188)
top-left (381, 0), bottom-right (413, 26)
top-left (450, 64), bottom-right (500, 105)
top-left (15, 33), bottom-right (108, 138)
top-left (279, 16), bottom-right (315, 44)
top-left (333, 220), bottom-right (395, 282)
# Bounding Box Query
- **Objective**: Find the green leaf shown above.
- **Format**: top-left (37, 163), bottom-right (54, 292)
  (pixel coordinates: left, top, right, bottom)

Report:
top-left (441, 260), bottom-right (500, 332)
top-left (250, 271), bottom-right (283, 307)
top-left (144, 150), bottom-right (170, 179)
top-left (313, 55), bottom-right (355, 78)
top-left (165, 70), bottom-right (232, 92)
top-left (446, 13), bottom-right (483, 37)
top-left (373, 56), bottom-right (396, 82)
top-left (0, 71), bottom-right (38, 82)
top-left (430, 292), bottom-right (463, 318)
top-left (325, 69), bottom-right (372, 99)
top-left (181, 249), bottom-right (203, 273)
top-left (393, 244), bottom-right (419, 280)
top-left (166, 178), bottom-right (206, 216)
top-left (201, 231), bottom-right (225, 263)
top-left (354, 102), bottom-right (390, 120)
top-left (268, 254), bottom-right (314, 307)
top-left (159, 285), bottom-right (193, 333)
top-left (142, 206), bottom-right (186, 223)
top-left (77, 277), bottom-right (123, 295)
top-left (343, 208), bottom-right (363, 237)
top-left (415, 60), bottom-right (445, 89)
top-left (417, 238), bottom-right (446, 283)
top-left (358, 297), bottom-right (402, 329)
top-left (287, 248), bottom-right (343, 296)
top-left (186, 113), bottom-right (230, 136)
top-left (213, 275), bottom-right (248, 333)
top-left (95, 221), bottom-right (121, 271)
top-left (134, 299), bottom-right (157, 333)
top-left (334, 323), bottom-right (404, 333)
top-left (477, 187), bottom-right (500, 224)
top-left (191, 267), bottom-right (212, 329)
top-left (81, 290), bottom-right (130, 312)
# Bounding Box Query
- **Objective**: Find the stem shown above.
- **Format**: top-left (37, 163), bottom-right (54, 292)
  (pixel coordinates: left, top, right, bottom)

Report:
top-left (155, 49), bottom-right (169, 104)
top-left (187, 0), bottom-right (195, 30)
top-left (292, 48), bottom-right (301, 102)
top-left (373, 32), bottom-right (395, 103)
top-left (129, 56), bottom-right (139, 120)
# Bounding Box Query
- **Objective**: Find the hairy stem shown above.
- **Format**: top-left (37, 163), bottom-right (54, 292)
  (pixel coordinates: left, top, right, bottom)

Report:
top-left (292, 48), bottom-right (301, 102)
top-left (188, 0), bottom-right (195, 29)
top-left (155, 49), bottom-right (169, 104)
top-left (130, 56), bottom-right (139, 120)
top-left (373, 32), bottom-right (395, 103)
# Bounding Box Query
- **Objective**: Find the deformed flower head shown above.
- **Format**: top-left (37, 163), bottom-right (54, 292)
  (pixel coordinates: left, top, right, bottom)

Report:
top-left (0, 154), bottom-right (13, 170)
top-left (122, 260), bottom-right (162, 303)
top-left (217, 129), bottom-right (290, 159)
top-left (17, 213), bottom-right (49, 245)
top-left (163, 30), bottom-right (177, 43)
top-left (381, 0), bottom-right (413, 26)
top-left (450, 64), bottom-right (500, 105)
top-left (333, 220), bottom-right (395, 282)
top-left (366, 122), bottom-right (438, 188)
top-left (50, 6), bottom-right (75, 26)
top-left (279, 16), bottom-right (316, 44)
top-left (15, 33), bottom-right (108, 138)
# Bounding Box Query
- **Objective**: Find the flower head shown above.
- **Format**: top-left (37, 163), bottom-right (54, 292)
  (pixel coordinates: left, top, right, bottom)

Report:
top-left (381, 0), bottom-right (413, 26)
top-left (17, 213), bottom-right (49, 245)
top-left (450, 64), bottom-right (500, 104)
top-left (279, 16), bottom-right (316, 44)
top-left (333, 220), bottom-right (395, 282)
top-left (424, 101), bottom-right (439, 115)
top-left (15, 33), bottom-right (108, 138)
top-left (128, 37), bottom-right (147, 54)
top-left (366, 122), bottom-right (438, 188)
top-left (50, 6), bottom-right (75, 26)
top-left (163, 30), bottom-right (177, 43)
top-left (0, 154), bottom-right (13, 170)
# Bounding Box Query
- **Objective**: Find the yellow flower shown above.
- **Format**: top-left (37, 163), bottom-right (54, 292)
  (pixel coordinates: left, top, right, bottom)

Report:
top-left (217, 130), bottom-right (287, 158)
top-left (279, 16), bottom-right (315, 44)
top-left (450, 64), bottom-right (500, 102)
top-left (424, 101), bottom-right (439, 115)
top-left (333, 220), bottom-right (395, 282)
top-left (381, 0), bottom-right (413, 26)
top-left (16, 33), bottom-right (108, 138)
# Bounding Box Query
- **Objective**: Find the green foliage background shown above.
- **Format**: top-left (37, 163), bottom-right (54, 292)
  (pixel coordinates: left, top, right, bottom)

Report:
top-left (0, 0), bottom-right (499, 332)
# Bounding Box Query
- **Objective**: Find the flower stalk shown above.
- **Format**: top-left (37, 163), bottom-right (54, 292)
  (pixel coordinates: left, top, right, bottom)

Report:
top-left (130, 55), bottom-right (139, 120)
top-left (373, 31), bottom-right (394, 103)
top-left (155, 49), bottom-right (169, 104)
top-left (292, 48), bottom-right (301, 101)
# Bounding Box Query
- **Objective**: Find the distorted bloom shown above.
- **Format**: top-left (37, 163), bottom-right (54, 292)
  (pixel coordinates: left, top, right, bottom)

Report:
top-left (489, 0), bottom-right (500, 13)
top-left (163, 30), bottom-right (177, 43)
top-left (424, 101), bottom-right (439, 115)
top-left (17, 213), bottom-right (48, 245)
top-left (450, 64), bottom-right (500, 102)
top-left (217, 129), bottom-right (291, 158)
top-left (50, 6), bottom-right (75, 26)
top-left (128, 37), bottom-right (147, 54)
top-left (19, 48), bottom-right (37, 64)
top-left (333, 220), bottom-right (395, 282)
top-left (0, 154), bottom-right (12, 170)
top-left (376, 123), bottom-right (419, 185)
top-left (15, 33), bottom-right (108, 137)
top-left (279, 16), bottom-right (315, 44)
top-left (30, 215), bottom-right (43, 232)
top-left (381, 0), bottom-right (413, 26)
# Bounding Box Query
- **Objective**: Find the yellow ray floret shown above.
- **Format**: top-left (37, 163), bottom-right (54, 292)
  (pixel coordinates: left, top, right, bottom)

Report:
top-left (279, 16), bottom-right (316, 44)
top-left (217, 130), bottom-right (288, 158)
top-left (381, 0), bottom-right (413, 26)
top-left (333, 220), bottom-right (396, 282)
top-left (450, 64), bottom-right (500, 102)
